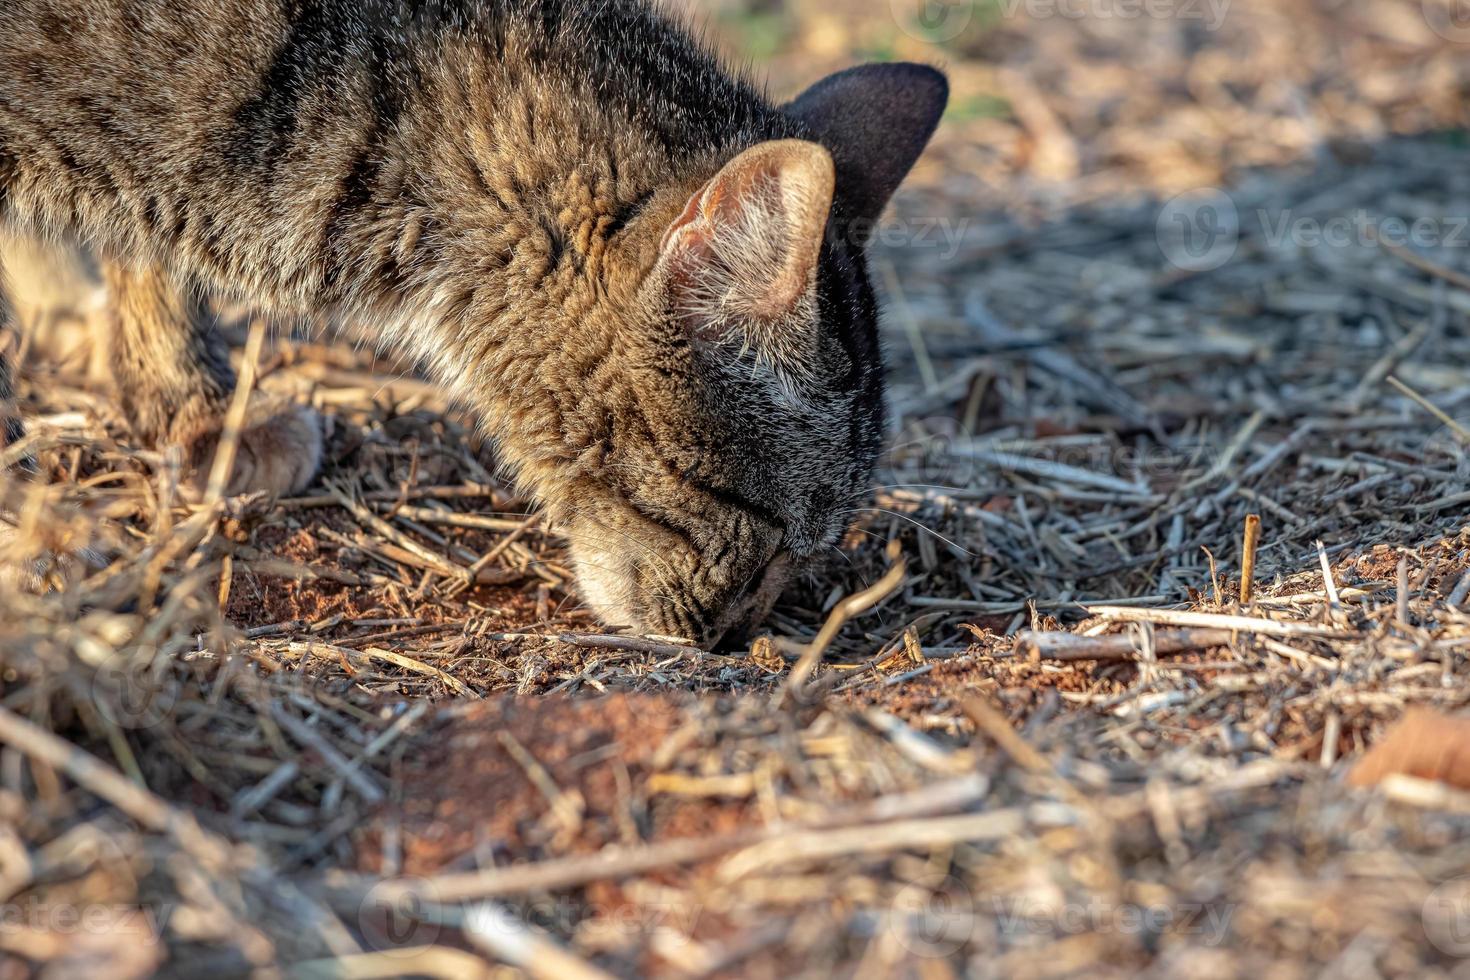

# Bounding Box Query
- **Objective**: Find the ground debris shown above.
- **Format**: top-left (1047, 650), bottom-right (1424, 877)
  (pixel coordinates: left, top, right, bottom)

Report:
top-left (2, 1), bottom-right (1469, 975)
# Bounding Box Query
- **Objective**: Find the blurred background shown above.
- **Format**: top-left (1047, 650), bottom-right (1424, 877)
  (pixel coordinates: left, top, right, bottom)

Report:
top-left (677, 0), bottom-right (1468, 202)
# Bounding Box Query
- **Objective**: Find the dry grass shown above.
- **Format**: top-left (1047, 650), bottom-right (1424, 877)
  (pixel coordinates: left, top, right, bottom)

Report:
top-left (1, 1), bottom-right (1469, 976)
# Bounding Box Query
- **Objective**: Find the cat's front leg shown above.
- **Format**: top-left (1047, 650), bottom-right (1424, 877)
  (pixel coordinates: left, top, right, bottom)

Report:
top-left (101, 258), bottom-right (323, 499)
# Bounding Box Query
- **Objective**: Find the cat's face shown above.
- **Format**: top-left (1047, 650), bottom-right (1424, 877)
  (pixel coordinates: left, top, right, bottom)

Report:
top-left (555, 65), bottom-right (947, 646)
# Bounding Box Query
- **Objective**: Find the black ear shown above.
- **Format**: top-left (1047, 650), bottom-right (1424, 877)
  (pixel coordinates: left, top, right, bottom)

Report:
top-left (783, 63), bottom-right (948, 224)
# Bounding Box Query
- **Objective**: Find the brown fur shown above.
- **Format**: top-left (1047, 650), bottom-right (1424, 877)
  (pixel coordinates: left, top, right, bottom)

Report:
top-left (0, 0), bottom-right (946, 644)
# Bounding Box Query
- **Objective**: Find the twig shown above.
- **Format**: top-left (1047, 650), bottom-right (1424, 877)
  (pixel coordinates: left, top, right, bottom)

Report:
top-left (1015, 627), bottom-right (1238, 661)
top-left (325, 773), bottom-right (990, 905)
top-left (785, 545), bottom-right (907, 695)
top-left (462, 903), bottom-right (616, 980)
top-left (1240, 514), bottom-right (1261, 604)
top-left (203, 320), bottom-right (265, 505)
top-left (1084, 606), bottom-right (1353, 638)
top-left (270, 707), bottom-right (386, 805)
top-left (1387, 375), bottom-right (1470, 446)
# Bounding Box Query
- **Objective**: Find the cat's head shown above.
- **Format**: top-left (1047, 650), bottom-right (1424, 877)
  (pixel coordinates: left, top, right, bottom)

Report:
top-left (556, 64), bottom-right (947, 646)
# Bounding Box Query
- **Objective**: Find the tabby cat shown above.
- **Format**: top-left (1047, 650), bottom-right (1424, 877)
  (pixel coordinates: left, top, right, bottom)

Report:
top-left (0, 0), bottom-right (947, 645)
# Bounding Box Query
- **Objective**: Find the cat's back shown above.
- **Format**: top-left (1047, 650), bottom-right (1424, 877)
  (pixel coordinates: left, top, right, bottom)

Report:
top-left (0, 0), bottom-right (781, 180)
top-left (0, 0), bottom-right (785, 300)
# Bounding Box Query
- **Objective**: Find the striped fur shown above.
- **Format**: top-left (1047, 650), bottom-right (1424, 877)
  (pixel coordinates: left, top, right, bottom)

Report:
top-left (0, 0), bottom-right (945, 643)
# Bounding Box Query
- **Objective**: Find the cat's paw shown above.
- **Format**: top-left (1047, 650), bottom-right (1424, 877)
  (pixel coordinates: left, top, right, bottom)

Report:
top-left (182, 396), bottom-right (324, 499)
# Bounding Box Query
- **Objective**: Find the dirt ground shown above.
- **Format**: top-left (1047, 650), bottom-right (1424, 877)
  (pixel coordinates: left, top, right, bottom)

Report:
top-left (1, 1), bottom-right (1469, 977)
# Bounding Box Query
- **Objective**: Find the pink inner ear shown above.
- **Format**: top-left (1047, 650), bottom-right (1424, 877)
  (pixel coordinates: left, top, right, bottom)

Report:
top-left (658, 140), bottom-right (835, 337)
top-left (659, 176), bottom-right (714, 254)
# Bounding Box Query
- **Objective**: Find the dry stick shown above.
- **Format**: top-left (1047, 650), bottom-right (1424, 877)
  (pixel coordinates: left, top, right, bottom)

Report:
top-left (1182, 410), bottom-right (1266, 493)
top-left (1240, 514), bottom-right (1261, 605)
top-left (1449, 570), bottom-right (1470, 610)
top-left (1255, 584), bottom-right (1386, 610)
top-left (327, 483), bottom-right (467, 581)
top-left (1015, 627), bottom-right (1238, 662)
top-left (279, 484), bottom-right (513, 509)
top-left (1376, 234), bottom-right (1470, 293)
top-left (556, 633), bottom-right (699, 657)
top-left (237, 557), bottom-right (397, 589)
top-left (716, 807), bottom-right (1027, 881)
top-left (371, 504), bottom-right (543, 534)
top-left (785, 546), bottom-right (908, 695)
top-left (328, 772), bottom-right (989, 906)
top-left (879, 257), bottom-right (938, 392)
top-left (1316, 539), bottom-right (1341, 607)
top-left (0, 706), bottom-right (228, 860)
top-left (288, 947), bottom-right (494, 980)
top-left (1084, 605), bottom-right (1354, 639)
top-left (497, 730), bottom-right (584, 835)
top-left (1387, 375), bottom-right (1470, 446)
top-left (448, 513), bottom-right (542, 597)
top-left (269, 706), bottom-right (386, 805)
top-left (957, 449), bottom-right (1150, 496)
top-left (1396, 555), bottom-right (1411, 629)
top-left (1201, 546), bottom-right (1223, 607)
top-left (1320, 710), bottom-right (1341, 769)
top-left (959, 695), bottom-right (1055, 776)
top-left (1349, 321), bottom-right (1433, 409)
top-left (462, 903), bottom-right (616, 980)
top-left (362, 647), bottom-right (479, 698)
top-left (203, 320), bottom-right (266, 506)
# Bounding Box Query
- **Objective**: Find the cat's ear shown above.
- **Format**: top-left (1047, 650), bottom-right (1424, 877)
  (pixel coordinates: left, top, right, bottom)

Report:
top-left (657, 139), bottom-right (834, 356)
top-left (784, 63), bottom-right (947, 223)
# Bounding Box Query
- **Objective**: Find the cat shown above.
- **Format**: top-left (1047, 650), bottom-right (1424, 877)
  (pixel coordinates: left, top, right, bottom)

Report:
top-left (0, 0), bottom-right (947, 646)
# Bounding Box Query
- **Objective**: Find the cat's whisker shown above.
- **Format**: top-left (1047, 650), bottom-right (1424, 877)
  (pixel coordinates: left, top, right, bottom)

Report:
top-left (840, 506), bottom-right (980, 558)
